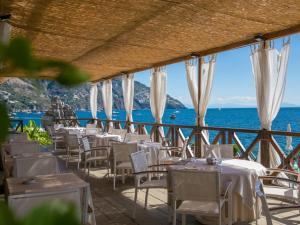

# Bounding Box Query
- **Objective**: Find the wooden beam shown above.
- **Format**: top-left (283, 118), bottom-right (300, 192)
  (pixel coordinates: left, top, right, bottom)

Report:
top-left (95, 23), bottom-right (300, 82)
top-left (194, 57), bottom-right (202, 157)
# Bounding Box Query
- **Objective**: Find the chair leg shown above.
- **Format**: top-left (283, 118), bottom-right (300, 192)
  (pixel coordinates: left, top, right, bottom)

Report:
top-left (173, 201), bottom-right (177, 225)
top-left (113, 168), bottom-right (116, 190)
top-left (228, 199), bottom-right (232, 225)
top-left (255, 196), bottom-right (259, 225)
top-left (133, 187), bottom-right (138, 219)
top-left (88, 162), bottom-right (91, 176)
top-left (144, 188), bottom-right (149, 209)
top-left (181, 214), bottom-right (186, 225)
top-left (122, 169), bottom-right (125, 184)
top-left (84, 160), bottom-right (87, 174)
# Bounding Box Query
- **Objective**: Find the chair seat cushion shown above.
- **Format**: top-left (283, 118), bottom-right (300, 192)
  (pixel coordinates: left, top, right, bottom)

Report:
top-left (177, 200), bottom-right (223, 215)
top-left (116, 162), bottom-right (132, 169)
top-left (264, 185), bottom-right (299, 202)
top-left (140, 178), bottom-right (167, 189)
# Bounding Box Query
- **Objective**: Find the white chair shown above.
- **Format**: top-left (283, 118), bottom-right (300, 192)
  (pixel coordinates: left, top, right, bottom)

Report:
top-left (204, 144), bottom-right (234, 159)
top-left (112, 142), bottom-right (137, 190)
top-left (124, 133), bottom-right (151, 143)
top-left (256, 176), bottom-right (300, 225)
top-left (6, 142), bottom-right (40, 156)
top-left (47, 126), bottom-right (66, 152)
top-left (7, 133), bottom-right (28, 142)
top-left (130, 150), bottom-right (167, 218)
top-left (259, 168), bottom-right (300, 206)
top-left (65, 133), bottom-right (82, 169)
top-left (171, 169), bottom-right (232, 225)
top-left (81, 136), bottom-right (110, 176)
top-left (13, 154), bottom-right (59, 177)
top-left (158, 138), bottom-right (189, 165)
top-left (109, 128), bottom-right (128, 141)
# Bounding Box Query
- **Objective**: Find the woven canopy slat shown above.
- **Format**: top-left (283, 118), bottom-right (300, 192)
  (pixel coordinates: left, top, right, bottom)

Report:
top-left (3, 0), bottom-right (300, 81)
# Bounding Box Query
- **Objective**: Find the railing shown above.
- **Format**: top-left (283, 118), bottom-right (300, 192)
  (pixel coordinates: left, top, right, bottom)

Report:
top-left (53, 118), bottom-right (300, 170)
top-left (10, 119), bottom-right (24, 132)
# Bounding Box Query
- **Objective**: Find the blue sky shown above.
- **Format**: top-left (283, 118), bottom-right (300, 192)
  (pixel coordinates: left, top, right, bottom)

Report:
top-left (134, 34), bottom-right (300, 108)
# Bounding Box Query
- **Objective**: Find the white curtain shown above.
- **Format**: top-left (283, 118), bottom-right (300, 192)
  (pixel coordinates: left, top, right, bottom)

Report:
top-left (150, 67), bottom-right (167, 136)
top-left (101, 79), bottom-right (113, 127)
top-left (90, 83), bottom-right (98, 121)
top-left (0, 22), bottom-right (11, 45)
top-left (122, 74), bottom-right (135, 132)
top-left (0, 22), bottom-right (11, 71)
top-left (185, 56), bottom-right (216, 141)
top-left (250, 40), bottom-right (290, 167)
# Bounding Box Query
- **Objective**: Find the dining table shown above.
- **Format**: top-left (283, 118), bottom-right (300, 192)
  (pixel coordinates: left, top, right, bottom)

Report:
top-left (168, 158), bottom-right (267, 224)
top-left (6, 173), bottom-right (95, 225)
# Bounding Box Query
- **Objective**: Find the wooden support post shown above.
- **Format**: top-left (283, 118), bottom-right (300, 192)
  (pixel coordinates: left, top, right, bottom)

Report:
top-left (228, 131), bottom-right (233, 144)
top-left (154, 125), bottom-right (160, 142)
top-left (195, 57), bottom-right (202, 157)
top-left (175, 127), bottom-right (179, 147)
top-left (171, 127), bottom-right (175, 146)
top-left (260, 129), bottom-right (270, 168)
top-left (221, 131), bottom-right (226, 144)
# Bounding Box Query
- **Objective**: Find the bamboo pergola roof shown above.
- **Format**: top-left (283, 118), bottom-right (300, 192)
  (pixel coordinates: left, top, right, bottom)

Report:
top-left (3, 0), bottom-right (300, 81)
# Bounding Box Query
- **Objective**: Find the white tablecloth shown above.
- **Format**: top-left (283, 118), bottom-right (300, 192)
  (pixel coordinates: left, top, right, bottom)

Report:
top-left (169, 159), bottom-right (266, 223)
top-left (95, 134), bottom-right (121, 147)
top-left (12, 152), bottom-right (59, 178)
top-left (7, 173), bottom-right (95, 225)
top-left (137, 142), bottom-right (162, 165)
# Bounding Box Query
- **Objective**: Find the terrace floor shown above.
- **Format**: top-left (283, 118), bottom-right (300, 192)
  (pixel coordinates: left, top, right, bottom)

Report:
top-left (78, 168), bottom-right (300, 225)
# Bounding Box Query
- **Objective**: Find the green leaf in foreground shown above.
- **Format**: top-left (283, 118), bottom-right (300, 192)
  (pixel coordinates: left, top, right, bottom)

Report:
top-left (0, 102), bottom-right (9, 143)
top-left (5, 37), bottom-right (37, 72)
top-left (56, 64), bottom-right (89, 86)
top-left (41, 60), bottom-right (89, 86)
top-left (0, 202), bottom-right (18, 225)
top-left (21, 200), bottom-right (81, 225)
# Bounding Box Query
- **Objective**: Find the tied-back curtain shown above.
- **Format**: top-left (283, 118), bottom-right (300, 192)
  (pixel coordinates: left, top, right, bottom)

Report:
top-left (0, 22), bottom-right (11, 44)
top-left (101, 80), bottom-right (113, 127)
top-left (0, 22), bottom-right (11, 71)
top-left (185, 55), bottom-right (216, 141)
top-left (122, 74), bottom-right (134, 132)
top-left (250, 40), bottom-right (290, 167)
top-left (90, 83), bottom-right (98, 121)
top-left (150, 67), bottom-right (167, 136)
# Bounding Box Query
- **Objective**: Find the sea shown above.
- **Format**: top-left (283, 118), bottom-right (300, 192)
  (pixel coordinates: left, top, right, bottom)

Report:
top-left (11, 107), bottom-right (300, 157)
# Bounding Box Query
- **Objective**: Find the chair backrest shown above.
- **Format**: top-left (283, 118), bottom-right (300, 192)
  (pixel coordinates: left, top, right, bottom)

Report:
top-left (181, 138), bottom-right (189, 159)
top-left (8, 133), bottom-right (28, 142)
top-left (130, 150), bottom-right (149, 173)
top-left (13, 156), bottom-right (59, 177)
top-left (110, 128), bottom-right (128, 140)
top-left (219, 144), bottom-right (234, 158)
top-left (171, 169), bottom-right (220, 202)
top-left (204, 145), bottom-right (220, 158)
top-left (54, 123), bottom-right (64, 130)
top-left (255, 180), bottom-right (273, 225)
top-left (7, 142), bottom-right (40, 155)
top-left (81, 137), bottom-right (91, 151)
top-left (112, 143), bottom-right (137, 162)
top-left (124, 133), bottom-right (151, 142)
top-left (66, 134), bottom-right (80, 148)
top-left (204, 144), bottom-right (234, 159)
